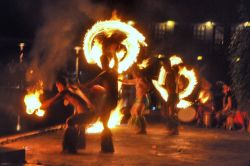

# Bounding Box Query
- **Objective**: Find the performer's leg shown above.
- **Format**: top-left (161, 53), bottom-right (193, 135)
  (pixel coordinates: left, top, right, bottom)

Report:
top-left (63, 116), bottom-right (78, 153)
top-left (75, 112), bottom-right (96, 150)
top-left (128, 104), bottom-right (137, 127)
top-left (136, 103), bottom-right (147, 134)
top-left (77, 125), bottom-right (86, 149)
top-left (100, 107), bottom-right (114, 153)
top-left (165, 102), bottom-right (179, 135)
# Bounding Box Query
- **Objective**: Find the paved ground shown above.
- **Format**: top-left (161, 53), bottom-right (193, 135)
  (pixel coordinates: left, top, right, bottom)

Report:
top-left (3, 125), bottom-right (250, 166)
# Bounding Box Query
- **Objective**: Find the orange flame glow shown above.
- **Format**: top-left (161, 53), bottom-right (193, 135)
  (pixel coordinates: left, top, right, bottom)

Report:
top-left (83, 20), bottom-right (146, 74)
top-left (137, 58), bottom-right (150, 69)
top-left (153, 56), bottom-right (197, 109)
top-left (24, 81), bottom-right (45, 117)
top-left (178, 67), bottom-right (198, 99)
top-left (198, 90), bottom-right (211, 104)
top-left (152, 67), bottom-right (168, 101)
top-left (86, 99), bottom-right (124, 134)
top-left (169, 55), bottom-right (183, 67)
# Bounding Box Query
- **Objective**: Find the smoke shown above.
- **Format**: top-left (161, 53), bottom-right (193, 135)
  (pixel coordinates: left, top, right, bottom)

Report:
top-left (28, 0), bottom-right (110, 89)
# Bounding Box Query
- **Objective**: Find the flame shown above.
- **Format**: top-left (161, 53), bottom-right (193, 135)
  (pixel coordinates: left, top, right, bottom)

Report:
top-left (178, 67), bottom-right (197, 99)
top-left (137, 58), bottom-right (150, 69)
top-left (198, 90), bottom-right (211, 104)
top-left (153, 56), bottom-right (197, 109)
top-left (86, 99), bottom-right (124, 134)
top-left (35, 109), bottom-right (45, 117)
top-left (177, 100), bottom-right (192, 109)
top-left (152, 66), bottom-right (168, 101)
top-left (88, 39), bottom-right (103, 66)
top-left (83, 20), bottom-right (146, 74)
top-left (152, 80), bottom-right (168, 102)
top-left (169, 55), bottom-right (183, 67)
top-left (24, 81), bottom-right (45, 117)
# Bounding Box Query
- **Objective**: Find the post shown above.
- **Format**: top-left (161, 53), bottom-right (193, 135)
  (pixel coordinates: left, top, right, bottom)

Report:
top-left (74, 46), bottom-right (81, 82)
top-left (16, 42), bottom-right (25, 131)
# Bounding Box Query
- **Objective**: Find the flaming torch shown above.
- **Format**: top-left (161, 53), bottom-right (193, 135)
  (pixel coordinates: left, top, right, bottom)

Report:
top-left (24, 81), bottom-right (45, 117)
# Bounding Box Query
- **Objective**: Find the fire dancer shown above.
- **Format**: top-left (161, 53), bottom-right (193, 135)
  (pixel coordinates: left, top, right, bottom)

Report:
top-left (120, 66), bottom-right (149, 134)
top-left (82, 39), bottom-right (120, 153)
top-left (160, 57), bottom-right (179, 135)
top-left (41, 77), bottom-right (95, 153)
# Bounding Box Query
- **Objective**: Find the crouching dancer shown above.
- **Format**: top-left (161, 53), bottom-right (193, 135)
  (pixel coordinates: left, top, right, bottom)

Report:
top-left (41, 77), bottom-right (95, 153)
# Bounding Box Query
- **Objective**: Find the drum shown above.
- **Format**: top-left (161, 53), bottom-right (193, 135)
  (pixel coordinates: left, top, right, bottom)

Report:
top-left (178, 106), bottom-right (197, 123)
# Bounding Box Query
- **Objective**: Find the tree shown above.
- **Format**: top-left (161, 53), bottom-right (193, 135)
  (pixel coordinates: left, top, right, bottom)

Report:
top-left (229, 26), bottom-right (250, 112)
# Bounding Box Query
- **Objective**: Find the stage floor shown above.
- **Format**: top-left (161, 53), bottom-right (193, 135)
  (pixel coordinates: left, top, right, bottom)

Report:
top-left (4, 124), bottom-right (250, 166)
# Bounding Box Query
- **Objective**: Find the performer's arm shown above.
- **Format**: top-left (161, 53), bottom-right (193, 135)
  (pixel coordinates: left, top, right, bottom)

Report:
top-left (40, 91), bottom-right (66, 109)
top-left (80, 71), bottom-right (106, 89)
top-left (72, 87), bottom-right (95, 110)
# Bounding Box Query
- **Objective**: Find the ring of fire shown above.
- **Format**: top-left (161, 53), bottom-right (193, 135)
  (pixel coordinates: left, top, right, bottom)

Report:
top-left (83, 20), bottom-right (147, 73)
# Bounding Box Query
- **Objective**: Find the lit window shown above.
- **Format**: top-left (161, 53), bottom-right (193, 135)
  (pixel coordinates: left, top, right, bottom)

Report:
top-left (155, 20), bottom-right (175, 39)
top-left (193, 21), bottom-right (215, 41)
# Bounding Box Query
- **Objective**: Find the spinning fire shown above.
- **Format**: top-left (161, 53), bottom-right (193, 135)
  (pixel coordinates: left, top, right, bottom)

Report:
top-left (152, 55), bottom-right (198, 109)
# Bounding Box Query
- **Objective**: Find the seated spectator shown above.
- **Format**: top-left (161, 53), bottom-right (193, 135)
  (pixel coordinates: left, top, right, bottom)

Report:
top-left (215, 84), bottom-right (237, 129)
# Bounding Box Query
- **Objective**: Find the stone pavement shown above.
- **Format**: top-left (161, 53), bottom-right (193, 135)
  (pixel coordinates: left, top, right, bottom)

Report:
top-left (3, 125), bottom-right (250, 166)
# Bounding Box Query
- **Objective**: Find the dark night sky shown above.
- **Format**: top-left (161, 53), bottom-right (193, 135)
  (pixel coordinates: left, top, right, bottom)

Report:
top-left (0, 0), bottom-right (249, 39)
top-left (0, 0), bottom-right (249, 64)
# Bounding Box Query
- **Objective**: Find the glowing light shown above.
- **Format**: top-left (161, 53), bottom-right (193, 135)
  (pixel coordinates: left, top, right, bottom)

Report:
top-left (35, 109), bottom-right (45, 117)
top-left (137, 58), bottom-right (150, 69)
top-left (205, 21), bottom-right (214, 29)
top-left (198, 90), bottom-right (211, 104)
top-left (74, 46), bottom-right (81, 54)
top-left (244, 22), bottom-right (250, 27)
top-left (24, 81), bottom-right (45, 117)
top-left (177, 100), bottom-right (192, 109)
top-left (166, 20), bottom-right (175, 30)
top-left (169, 55), bottom-right (183, 66)
top-left (178, 67), bottom-right (198, 100)
top-left (197, 55), bottom-right (203, 61)
top-left (19, 42), bottom-right (25, 50)
top-left (83, 20), bottom-right (146, 74)
top-left (236, 57), bottom-right (240, 62)
top-left (127, 20), bottom-right (135, 26)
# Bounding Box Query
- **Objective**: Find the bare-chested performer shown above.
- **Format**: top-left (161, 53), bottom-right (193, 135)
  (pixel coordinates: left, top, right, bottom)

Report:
top-left (81, 39), bottom-right (120, 153)
top-left (120, 66), bottom-right (149, 134)
top-left (41, 77), bottom-right (96, 153)
top-left (160, 57), bottom-right (179, 135)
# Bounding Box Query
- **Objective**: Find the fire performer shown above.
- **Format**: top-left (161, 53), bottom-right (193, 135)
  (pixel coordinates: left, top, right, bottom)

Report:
top-left (120, 66), bottom-right (149, 134)
top-left (41, 77), bottom-right (95, 153)
top-left (160, 57), bottom-right (180, 135)
top-left (82, 38), bottom-right (121, 153)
